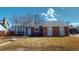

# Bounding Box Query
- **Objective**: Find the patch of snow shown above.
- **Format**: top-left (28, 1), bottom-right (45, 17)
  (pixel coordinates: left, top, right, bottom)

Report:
top-left (0, 25), bottom-right (6, 31)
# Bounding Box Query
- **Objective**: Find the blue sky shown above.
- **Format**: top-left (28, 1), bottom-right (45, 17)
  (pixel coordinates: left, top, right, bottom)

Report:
top-left (0, 7), bottom-right (79, 25)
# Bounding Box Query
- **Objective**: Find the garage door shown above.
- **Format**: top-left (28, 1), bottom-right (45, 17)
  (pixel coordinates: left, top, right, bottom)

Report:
top-left (47, 27), bottom-right (52, 36)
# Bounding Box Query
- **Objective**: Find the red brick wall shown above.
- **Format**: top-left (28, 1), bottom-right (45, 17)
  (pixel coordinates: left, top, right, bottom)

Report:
top-left (42, 27), bottom-right (47, 36)
top-left (6, 31), bottom-right (16, 36)
top-left (26, 27), bottom-right (27, 35)
top-left (40, 27), bottom-right (43, 36)
top-left (53, 27), bottom-right (60, 36)
top-left (32, 27), bottom-right (42, 36)
top-left (31, 27), bottom-right (34, 36)
top-left (64, 27), bottom-right (69, 36)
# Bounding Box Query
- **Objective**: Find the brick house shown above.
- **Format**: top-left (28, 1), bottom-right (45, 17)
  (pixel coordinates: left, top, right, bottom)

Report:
top-left (10, 23), bottom-right (42, 36)
top-left (10, 21), bottom-right (69, 36)
top-left (41, 21), bottom-right (69, 36)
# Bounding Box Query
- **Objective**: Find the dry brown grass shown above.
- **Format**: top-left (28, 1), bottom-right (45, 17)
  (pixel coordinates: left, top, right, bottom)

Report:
top-left (0, 36), bottom-right (10, 44)
top-left (0, 36), bottom-right (79, 51)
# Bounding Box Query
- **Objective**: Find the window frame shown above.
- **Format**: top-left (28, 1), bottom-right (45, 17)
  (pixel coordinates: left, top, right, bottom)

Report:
top-left (16, 26), bottom-right (26, 35)
top-left (34, 27), bottom-right (40, 32)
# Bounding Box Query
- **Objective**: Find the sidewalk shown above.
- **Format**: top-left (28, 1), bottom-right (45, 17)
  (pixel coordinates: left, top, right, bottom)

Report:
top-left (0, 41), bottom-right (11, 46)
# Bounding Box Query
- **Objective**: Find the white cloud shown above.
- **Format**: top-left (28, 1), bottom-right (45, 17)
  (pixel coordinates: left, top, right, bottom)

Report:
top-left (41, 8), bottom-right (58, 21)
top-left (41, 13), bottom-right (47, 17)
top-left (47, 8), bottom-right (55, 17)
top-left (54, 13), bottom-right (56, 16)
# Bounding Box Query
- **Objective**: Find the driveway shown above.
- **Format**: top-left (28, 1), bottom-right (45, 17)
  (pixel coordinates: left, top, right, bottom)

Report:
top-left (70, 34), bottom-right (79, 37)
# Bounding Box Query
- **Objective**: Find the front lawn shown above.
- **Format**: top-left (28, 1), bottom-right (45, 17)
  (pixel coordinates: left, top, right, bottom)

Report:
top-left (0, 36), bottom-right (11, 44)
top-left (0, 36), bottom-right (79, 51)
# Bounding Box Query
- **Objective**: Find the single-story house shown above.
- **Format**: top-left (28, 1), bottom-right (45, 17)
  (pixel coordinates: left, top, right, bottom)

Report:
top-left (10, 21), bottom-right (69, 36)
top-left (9, 23), bottom-right (42, 36)
top-left (41, 21), bottom-right (69, 36)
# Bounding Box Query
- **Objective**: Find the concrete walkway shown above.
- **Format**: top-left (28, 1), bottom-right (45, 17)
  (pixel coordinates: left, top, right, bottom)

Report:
top-left (0, 38), bottom-right (16, 47)
top-left (70, 34), bottom-right (79, 38)
top-left (0, 41), bottom-right (11, 46)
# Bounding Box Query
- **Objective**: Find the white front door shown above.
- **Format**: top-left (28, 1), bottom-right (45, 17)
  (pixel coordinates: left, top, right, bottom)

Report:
top-left (47, 27), bottom-right (52, 36)
top-left (60, 27), bottom-right (64, 36)
top-left (27, 28), bottom-right (31, 35)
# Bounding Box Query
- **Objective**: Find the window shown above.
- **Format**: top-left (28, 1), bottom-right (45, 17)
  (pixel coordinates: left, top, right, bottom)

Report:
top-left (34, 27), bottom-right (40, 32)
top-left (16, 26), bottom-right (26, 35)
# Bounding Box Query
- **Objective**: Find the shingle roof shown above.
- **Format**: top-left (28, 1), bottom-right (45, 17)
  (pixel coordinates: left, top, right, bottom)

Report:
top-left (41, 21), bottom-right (69, 27)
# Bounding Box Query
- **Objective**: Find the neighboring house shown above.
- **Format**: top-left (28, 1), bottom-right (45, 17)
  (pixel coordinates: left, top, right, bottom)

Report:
top-left (76, 26), bottom-right (79, 32)
top-left (69, 25), bottom-right (79, 34)
top-left (0, 17), bottom-right (10, 36)
top-left (10, 21), bottom-right (69, 36)
top-left (0, 25), bottom-right (6, 36)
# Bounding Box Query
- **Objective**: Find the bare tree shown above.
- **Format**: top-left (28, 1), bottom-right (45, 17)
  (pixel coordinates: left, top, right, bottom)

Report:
top-left (12, 15), bottom-right (19, 24)
top-left (33, 14), bottom-right (42, 26)
top-left (12, 13), bottom-right (42, 27)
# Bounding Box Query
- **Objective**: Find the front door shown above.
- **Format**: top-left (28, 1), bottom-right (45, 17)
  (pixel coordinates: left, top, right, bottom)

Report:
top-left (27, 28), bottom-right (31, 35)
top-left (47, 27), bottom-right (52, 36)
